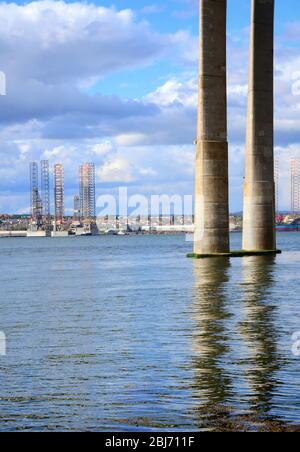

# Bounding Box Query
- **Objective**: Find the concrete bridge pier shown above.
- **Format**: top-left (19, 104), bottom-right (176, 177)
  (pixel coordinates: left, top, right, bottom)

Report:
top-left (243, 0), bottom-right (276, 252)
top-left (193, 0), bottom-right (230, 256)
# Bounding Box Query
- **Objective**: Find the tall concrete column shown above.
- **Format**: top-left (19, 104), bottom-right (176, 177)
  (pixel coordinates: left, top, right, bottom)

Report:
top-left (243, 0), bottom-right (276, 251)
top-left (194, 0), bottom-right (230, 255)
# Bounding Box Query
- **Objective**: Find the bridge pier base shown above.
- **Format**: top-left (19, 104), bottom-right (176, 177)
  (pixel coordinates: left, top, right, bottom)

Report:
top-left (187, 250), bottom-right (281, 259)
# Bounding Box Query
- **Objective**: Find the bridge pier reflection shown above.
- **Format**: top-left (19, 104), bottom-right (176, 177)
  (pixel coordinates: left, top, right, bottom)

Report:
top-left (191, 256), bottom-right (282, 430)
top-left (191, 258), bottom-right (233, 426)
top-left (239, 256), bottom-right (281, 418)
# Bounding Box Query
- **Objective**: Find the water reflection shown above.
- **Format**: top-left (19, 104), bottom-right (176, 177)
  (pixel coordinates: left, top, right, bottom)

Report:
top-left (191, 258), bottom-right (232, 424)
top-left (191, 256), bottom-right (281, 430)
top-left (239, 256), bottom-right (281, 417)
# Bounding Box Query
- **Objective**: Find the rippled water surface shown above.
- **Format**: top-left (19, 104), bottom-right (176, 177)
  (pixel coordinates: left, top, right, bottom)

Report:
top-left (0, 233), bottom-right (300, 431)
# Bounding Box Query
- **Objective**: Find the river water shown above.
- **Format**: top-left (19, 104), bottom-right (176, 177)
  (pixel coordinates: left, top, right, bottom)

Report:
top-left (0, 233), bottom-right (299, 431)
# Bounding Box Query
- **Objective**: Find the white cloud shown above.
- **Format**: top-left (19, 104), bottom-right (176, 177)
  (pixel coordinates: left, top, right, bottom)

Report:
top-left (146, 78), bottom-right (197, 107)
top-left (97, 158), bottom-right (135, 183)
top-left (91, 141), bottom-right (114, 156)
top-left (0, 1), bottom-right (166, 85)
top-left (114, 133), bottom-right (148, 146)
top-left (96, 152), bottom-right (159, 184)
top-left (0, 0), bottom-right (196, 90)
top-left (168, 30), bottom-right (198, 64)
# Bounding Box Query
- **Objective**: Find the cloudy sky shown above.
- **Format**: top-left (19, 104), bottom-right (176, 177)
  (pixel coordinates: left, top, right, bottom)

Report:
top-left (0, 0), bottom-right (299, 214)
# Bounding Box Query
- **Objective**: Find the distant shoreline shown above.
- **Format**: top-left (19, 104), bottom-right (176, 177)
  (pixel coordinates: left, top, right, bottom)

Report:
top-left (2, 228), bottom-right (300, 239)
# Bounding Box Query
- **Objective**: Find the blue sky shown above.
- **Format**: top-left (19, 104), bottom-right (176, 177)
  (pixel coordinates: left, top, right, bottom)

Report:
top-left (0, 0), bottom-right (300, 214)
